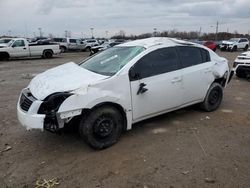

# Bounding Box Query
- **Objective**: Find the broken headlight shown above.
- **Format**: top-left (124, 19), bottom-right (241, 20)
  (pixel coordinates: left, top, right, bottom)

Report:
top-left (38, 92), bottom-right (72, 114)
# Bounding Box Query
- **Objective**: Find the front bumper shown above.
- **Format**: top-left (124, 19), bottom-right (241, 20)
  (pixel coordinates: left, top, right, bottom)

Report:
top-left (220, 44), bottom-right (233, 51)
top-left (17, 100), bottom-right (45, 130)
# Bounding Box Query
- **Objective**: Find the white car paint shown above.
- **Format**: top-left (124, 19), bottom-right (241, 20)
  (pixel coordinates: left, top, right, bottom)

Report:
top-left (0, 38), bottom-right (60, 59)
top-left (17, 37), bottom-right (230, 132)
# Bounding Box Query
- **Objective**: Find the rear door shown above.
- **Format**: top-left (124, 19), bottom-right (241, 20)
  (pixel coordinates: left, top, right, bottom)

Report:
top-left (9, 40), bottom-right (29, 57)
top-left (130, 47), bottom-right (183, 121)
top-left (176, 46), bottom-right (213, 104)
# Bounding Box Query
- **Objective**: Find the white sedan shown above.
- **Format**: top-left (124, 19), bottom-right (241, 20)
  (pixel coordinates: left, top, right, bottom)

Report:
top-left (17, 37), bottom-right (230, 149)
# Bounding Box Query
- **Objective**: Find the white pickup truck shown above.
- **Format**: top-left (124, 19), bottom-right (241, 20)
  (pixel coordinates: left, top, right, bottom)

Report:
top-left (0, 38), bottom-right (60, 60)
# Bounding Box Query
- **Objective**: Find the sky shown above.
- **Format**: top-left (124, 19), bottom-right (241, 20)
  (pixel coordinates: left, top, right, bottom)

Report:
top-left (0, 0), bottom-right (250, 38)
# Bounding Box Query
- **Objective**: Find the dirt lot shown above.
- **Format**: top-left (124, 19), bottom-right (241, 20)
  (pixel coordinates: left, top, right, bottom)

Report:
top-left (0, 51), bottom-right (249, 188)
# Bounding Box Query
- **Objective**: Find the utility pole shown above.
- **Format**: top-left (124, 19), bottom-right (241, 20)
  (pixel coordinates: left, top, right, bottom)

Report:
top-left (8, 30), bottom-right (11, 36)
top-left (199, 27), bottom-right (202, 39)
top-left (105, 30), bottom-right (109, 39)
top-left (215, 21), bottom-right (218, 41)
top-left (38, 28), bottom-right (42, 37)
top-left (153, 28), bottom-right (157, 37)
top-left (90, 28), bottom-right (94, 38)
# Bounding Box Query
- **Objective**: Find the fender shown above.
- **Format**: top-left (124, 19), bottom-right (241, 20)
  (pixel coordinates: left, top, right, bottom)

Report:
top-left (57, 88), bottom-right (133, 130)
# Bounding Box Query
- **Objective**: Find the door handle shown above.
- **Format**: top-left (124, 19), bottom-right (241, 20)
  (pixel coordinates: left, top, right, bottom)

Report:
top-left (171, 77), bottom-right (182, 83)
top-left (137, 83), bottom-right (148, 95)
top-left (23, 48), bottom-right (26, 50)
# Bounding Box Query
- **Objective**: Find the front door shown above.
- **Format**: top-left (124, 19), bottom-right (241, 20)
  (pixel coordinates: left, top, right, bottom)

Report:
top-left (130, 47), bottom-right (182, 121)
top-left (9, 40), bottom-right (29, 57)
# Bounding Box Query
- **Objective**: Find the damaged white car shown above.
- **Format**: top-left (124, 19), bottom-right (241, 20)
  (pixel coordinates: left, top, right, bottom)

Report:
top-left (17, 37), bottom-right (231, 149)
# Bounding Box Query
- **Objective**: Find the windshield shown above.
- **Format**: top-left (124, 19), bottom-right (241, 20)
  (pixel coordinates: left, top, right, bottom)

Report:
top-left (7, 39), bottom-right (15, 47)
top-left (80, 46), bottom-right (145, 76)
top-left (229, 38), bottom-right (239, 42)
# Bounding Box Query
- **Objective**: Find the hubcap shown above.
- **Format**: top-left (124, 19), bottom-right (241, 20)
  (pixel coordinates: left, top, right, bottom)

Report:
top-left (209, 89), bottom-right (220, 105)
top-left (94, 116), bottom-right (114, 138)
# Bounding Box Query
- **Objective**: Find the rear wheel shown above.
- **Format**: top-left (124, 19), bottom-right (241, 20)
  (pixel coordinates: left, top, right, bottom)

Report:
top-left (244, 45), bottom-right (249, 51)
top-left (200, 83), bottom-right (223, 112)
top-left (43, 50), bottom-right (53, 58)
top-left (79, 106), bottom-right (123, 149)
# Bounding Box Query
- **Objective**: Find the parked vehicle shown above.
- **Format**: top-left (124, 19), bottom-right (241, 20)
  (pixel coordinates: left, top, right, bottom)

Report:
top-left (67, 38), bottom-right (86, 51)
top-left (50, 38), bottom-right (68, 53)
top-left (220, 38), bottom-right (249, 52)
top-left (17, 37), bottom-right (231, 149)
top-left (233, 51), bottom-right (250, 80)
top-left (0, 38), bottom-right (12, 48)
top-left (83, 39), bottom-right (99, 51)
top-left (90, 41), bottom-right (122, 55)
top-left (0, 38), bottom-right (60, 60)
top-left (203, 41), bottom-right (217, 51)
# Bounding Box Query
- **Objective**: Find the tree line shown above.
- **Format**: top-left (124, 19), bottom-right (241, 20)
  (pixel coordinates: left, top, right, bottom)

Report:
top-left (111, 30), bottom-right (250, 41)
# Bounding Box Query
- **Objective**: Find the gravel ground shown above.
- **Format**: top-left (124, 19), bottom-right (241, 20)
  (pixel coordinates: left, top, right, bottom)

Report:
top-left (0, 51), bottom-right (249, 188)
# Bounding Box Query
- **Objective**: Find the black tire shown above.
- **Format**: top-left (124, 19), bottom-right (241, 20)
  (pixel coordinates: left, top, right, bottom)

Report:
top-left (200, 83), bottom-right (223, 112)
top-left (60, 46), bottom-right (66, 53)
top-left (0, 52), bottom-right (9, 61)
top-left (244, 45), bottom-right (249, 51)
top-left (213, 47), bottom-right (216, 52)
top-left (79, 106), bottom-right (123, 149)
top-left (43, 50), bottom-right (53, 58)
top-left (231, 46), bottom-right (237, 52)
top-left (85, 47), bottom-right (91, 52)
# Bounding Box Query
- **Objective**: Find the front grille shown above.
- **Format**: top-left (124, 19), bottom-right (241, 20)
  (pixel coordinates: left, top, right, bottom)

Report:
top-left (19, 90), bottom-right (36, 112)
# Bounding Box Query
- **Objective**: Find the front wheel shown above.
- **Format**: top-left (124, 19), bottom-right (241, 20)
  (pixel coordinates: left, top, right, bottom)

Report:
top-left (79, 106), bottom-right (123, 149)
top-left (200, 83), bottom-right (223, 112)
top-left (85, 47), bottom-right (91, 52)
top-left (231, 46), bottom-right (237, 52)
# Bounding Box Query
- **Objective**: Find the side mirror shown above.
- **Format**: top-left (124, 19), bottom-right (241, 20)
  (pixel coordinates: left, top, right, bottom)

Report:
top-left (129, 67), bottom-right (140, 81)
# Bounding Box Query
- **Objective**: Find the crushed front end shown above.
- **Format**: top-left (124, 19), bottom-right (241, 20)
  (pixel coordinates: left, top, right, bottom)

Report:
top-left (17, 88), bottom-right (72, 132)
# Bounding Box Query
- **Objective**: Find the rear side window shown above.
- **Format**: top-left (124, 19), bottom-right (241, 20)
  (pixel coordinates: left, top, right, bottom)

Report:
top-left (69, 39), bottom-right (76, 43)
top-left (133, 47), bottom-right (179, 79)
top-left (177, 46), bottom-right (210, 68)
top-left (201, 49), bottom-right (211, 62)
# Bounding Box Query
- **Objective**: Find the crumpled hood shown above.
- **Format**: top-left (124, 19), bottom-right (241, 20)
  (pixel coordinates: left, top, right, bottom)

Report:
top-left (29, 62), bottom-right (108, 100)
top-left (222, 41), bottom-right (235, 45)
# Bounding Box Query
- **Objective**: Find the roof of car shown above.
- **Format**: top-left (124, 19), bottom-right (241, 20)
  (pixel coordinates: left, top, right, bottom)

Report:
top-left (118, 37), bottom-right (196, 49)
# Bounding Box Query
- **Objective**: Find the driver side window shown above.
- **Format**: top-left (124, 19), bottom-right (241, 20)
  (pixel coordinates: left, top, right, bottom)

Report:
top-left (12, 40), bottom-right (25, 47)
top-left (131, 47), bottom-right (180, 80)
